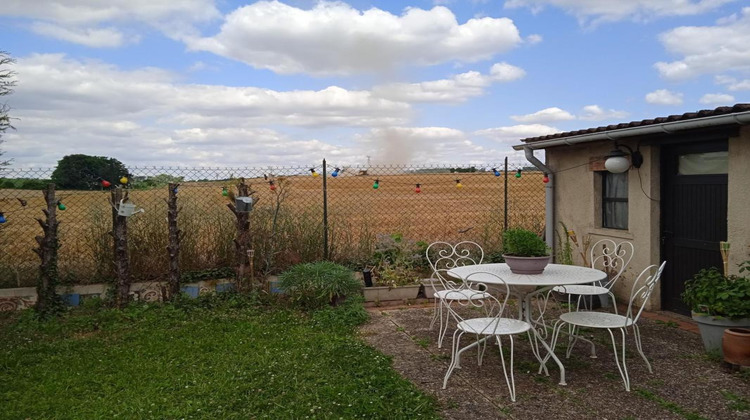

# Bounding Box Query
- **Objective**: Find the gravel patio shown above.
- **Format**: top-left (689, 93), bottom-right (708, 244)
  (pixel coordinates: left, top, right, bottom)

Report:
top-left (359, 300), bottom-right (750, 419)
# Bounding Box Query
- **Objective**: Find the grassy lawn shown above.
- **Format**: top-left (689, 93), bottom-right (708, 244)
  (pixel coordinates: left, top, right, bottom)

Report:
top-left (0, 294), bottom-right (439, 419)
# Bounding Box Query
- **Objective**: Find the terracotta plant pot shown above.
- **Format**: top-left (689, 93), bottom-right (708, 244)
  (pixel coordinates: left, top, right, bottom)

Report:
top-left (503, 255), bottom-right (552, 275)
top-left (722, 327), bottom-right (750, 366)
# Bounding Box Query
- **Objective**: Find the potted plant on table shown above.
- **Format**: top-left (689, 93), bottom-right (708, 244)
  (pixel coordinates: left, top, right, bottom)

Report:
top-left (502, 228), bottom-right (552, 274)
top-left (363, 233), bottom-right (429, 303)
top-left (681, 260), bottom-right (750, 358)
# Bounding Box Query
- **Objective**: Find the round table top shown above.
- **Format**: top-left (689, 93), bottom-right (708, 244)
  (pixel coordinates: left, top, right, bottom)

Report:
top-left (447, 263), bottom-right (606, 287)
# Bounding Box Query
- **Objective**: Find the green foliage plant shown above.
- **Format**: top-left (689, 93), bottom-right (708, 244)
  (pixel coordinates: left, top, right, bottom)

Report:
top-left (371, 233), bottom-right (428, 288)
top-left (502, 228), bottom-right (550, 257)
top-left (682, 260), bottom-right (750, 319)
top-left (278, 261), bottom-right (361, 309)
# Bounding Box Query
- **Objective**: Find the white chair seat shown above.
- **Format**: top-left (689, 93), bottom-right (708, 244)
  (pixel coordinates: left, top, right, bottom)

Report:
top-left (457, 317), bottom-right (531, 336)
top-left (553, 284), bottom-right (608, 296)
top-left (559, 311), bottom-right (633, 329)
top-left (436, 289), bottom-right (493, 301)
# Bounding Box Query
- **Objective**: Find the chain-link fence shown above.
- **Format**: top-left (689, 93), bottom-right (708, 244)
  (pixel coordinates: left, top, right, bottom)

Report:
top-left (0, 159), bottom-right (546, 288)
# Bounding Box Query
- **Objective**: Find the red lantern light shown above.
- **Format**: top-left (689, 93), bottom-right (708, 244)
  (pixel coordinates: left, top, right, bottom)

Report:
top-left (101, 179), bottom-right (111, 188)
top-left (415, 183), bottom-right (421, 193)
top-left (269, 181), bottom-right (276, 191)
top-left (543, 173), bottom-right (550, 183)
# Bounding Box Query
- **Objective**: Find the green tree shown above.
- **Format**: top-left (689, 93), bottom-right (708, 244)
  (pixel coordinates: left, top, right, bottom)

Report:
top-left (0, 51), bottom-right (16, 169)
top-left (51, 154), bottom-right (129, 190)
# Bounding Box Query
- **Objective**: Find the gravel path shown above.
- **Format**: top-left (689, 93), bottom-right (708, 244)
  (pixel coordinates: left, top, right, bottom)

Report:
top-left (359, 303), bottom-right (750, 420)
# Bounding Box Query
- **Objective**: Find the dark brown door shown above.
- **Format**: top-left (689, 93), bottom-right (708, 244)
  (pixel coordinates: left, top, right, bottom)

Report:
top-left (661, 140), bottom-right (728, 315)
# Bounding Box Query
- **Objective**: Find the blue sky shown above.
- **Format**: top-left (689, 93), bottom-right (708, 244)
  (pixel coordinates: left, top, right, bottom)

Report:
top-left (1, 0), bottom-right (748, 168)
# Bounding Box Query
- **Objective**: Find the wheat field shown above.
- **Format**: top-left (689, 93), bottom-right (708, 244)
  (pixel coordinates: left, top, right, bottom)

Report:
top-left (0, 171), bottom-right (545, 287)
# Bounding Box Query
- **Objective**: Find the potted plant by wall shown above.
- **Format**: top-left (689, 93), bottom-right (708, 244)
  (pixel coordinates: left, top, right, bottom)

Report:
top-left (363, 233), bottom-right (428, 303)
top-left (681, 260), bottom-right (750, 355)
top-left (502, 228), bottom-right (552, 274)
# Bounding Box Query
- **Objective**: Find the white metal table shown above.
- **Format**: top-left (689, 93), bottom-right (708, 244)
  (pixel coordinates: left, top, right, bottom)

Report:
top-left (448, 263), bottom-right (607, 385)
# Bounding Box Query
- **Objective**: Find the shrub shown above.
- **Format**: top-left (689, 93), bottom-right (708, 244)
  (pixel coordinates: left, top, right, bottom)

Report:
top-left (502, 228), bottom-right (550, 257)
top-left (371, 233), bottom-right (428, 288)
top-left (682, 261), bottom-right (750, 319)
top-left (278, 261), bottom-right (361, 309)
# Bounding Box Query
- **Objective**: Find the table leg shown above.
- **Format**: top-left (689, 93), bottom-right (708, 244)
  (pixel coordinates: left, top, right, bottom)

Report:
top-left (522, 293), bottom-right (567, 386)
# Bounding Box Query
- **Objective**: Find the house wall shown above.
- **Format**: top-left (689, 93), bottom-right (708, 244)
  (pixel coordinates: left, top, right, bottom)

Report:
top-left (728, 125), bottom-right (750, 274)
top-left (546, 124), bottom-right (749, 311)
top-left (547, 138), bottom-right (660, 309)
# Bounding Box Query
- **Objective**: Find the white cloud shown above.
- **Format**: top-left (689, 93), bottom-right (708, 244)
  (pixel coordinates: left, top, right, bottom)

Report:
top-left (474, 124), bottom-right (560, 145)
top-left (510, 105), bottom-right (627, 123)
top-left (578, 104), bottom-right (629, 121)
top-left (0, 0), bottom-right (219, 46)
top-left (372, 62), bottom-right (525, 103)
top-left (699, 93), bottom-right (735, 104)
top-left (187, 1), bottom-right (522, 76)
top-left (526, 34), bottom-right (543, 44)
top-left (505, 0), bottom-right (736, 24)
top-left (645, 89), bottom-right (684, 105)
top-left (715, 75), bottom-right (750, 91)
top-left (655, 7), bottom-right (750, 80)
top-left (5, 54), bottom-right (415, 167)
top-left (511, 107), bottom-right (575, 123)
top-left (29, 22), bottom-right (131, 48)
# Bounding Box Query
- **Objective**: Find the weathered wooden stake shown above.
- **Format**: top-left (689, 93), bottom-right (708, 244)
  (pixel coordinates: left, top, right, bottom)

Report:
top-left (226, 178), bottom-right (255, 291)
top-left (33, 183), bottom-right (60, 316)
top-left (166, 183), bottom-right (181, 300)
top-left (110, 186), bottom-right (131, 308)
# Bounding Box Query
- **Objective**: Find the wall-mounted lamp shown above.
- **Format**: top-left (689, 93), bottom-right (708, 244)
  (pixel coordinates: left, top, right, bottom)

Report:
top-left (604, 142), bottom-right (643, 173)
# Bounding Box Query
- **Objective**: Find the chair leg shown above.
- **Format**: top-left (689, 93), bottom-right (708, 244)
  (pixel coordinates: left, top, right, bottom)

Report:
top-left (606, 328), bottom-right (631, 391)
top-left (632, 324), bottom-right (652, 373)
top-left (443, 329), bottom-right (464, 389)
top-left (437, 300), bottom-right (452, 349)
top-left (496, 335), bottom-right (517, 402)
top-left (429, 298), bottom-right (440, 330)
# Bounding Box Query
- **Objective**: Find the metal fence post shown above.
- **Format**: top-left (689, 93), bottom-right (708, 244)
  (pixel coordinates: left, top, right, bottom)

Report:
top-left (322, 158), bottom-right (329, 260)
top-left (504, 156), bottom-right (508, 232)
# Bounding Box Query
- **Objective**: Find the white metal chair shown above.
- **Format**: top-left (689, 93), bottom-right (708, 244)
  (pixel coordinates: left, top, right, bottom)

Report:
top-left (425, 241), bottom-right (490, 348)
top-left (553, 239), bottom-right (635, 313)
top-left (548, 261), bottom-right (667, 391)
top-left (442, 271), bottom-right (532, 402)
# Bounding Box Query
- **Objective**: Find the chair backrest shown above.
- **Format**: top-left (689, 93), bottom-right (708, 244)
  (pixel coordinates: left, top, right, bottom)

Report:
top-left (426, 241), bottom-right (484, 291)
top-left (625, 261), bottom-right (667, 324)
top-left (589, 239), bottom-right (634, 289)
top-left (450, 271), bottom-right (514, 334)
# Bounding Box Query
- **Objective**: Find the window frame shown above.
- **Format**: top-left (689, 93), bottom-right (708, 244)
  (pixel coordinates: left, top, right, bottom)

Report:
top-left (601, 171), bottom-right (628, 230)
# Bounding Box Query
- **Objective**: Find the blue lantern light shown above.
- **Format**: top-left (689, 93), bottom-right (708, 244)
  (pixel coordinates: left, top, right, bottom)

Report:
top-left (0, 212), bottom-right (6, 224)
top-left (332, 167), bottom-right (340, 177)
top-left (492, 168), bottom-right (500, 177)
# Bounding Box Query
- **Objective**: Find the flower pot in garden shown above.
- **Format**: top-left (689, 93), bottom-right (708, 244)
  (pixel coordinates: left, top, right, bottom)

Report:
top-left (420, 279), bottom-right (444, 299)
top-left (722, 328), bottom-right (750, 366)
top-left (691, 312), bottom-right (750, 354)
top-left (362, 284), bottom-right (421, 303)
top-left (503, 255), bottom-right (552, 275)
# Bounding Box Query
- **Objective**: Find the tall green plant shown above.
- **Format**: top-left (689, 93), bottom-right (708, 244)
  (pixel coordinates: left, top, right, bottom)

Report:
top-left (502, 228), bottom-right (549, 257)
top-left (682, 261), bottom-right (750, 319)
top-left (278, 261), bottom-right (361, 309)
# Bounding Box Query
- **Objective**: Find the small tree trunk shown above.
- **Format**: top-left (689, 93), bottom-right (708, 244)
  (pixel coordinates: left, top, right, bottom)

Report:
top-left (111, 187), bottom-right (131, 308)
top-left (166, 183), bottom-right (181, 300)
top-left (33, 183), bottom-right (60, 316)
top-left (227, 178), bottom-right (254, 291)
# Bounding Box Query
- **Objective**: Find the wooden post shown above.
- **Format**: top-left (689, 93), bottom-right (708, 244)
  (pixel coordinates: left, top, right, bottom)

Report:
top-left (33, 183), bottom-right (60, 316)
top-left (227, 178), bottom-right (255, 290)
top-left (111, 186), bottom-right (131, 308)
top-left (166, 183), bottom-right (181, 300)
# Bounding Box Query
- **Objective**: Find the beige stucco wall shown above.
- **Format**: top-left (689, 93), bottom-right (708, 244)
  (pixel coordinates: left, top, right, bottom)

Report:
top-left (546, 125), bottom-right (749, 310)
top-left (547, 138), bottom-right (661, 309)
top-left (727, 125), bottom-right (750, 275)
